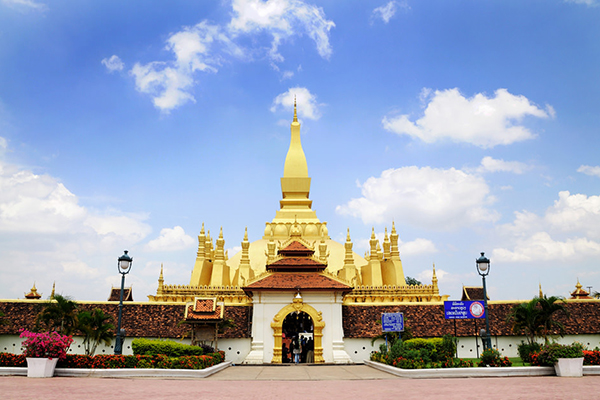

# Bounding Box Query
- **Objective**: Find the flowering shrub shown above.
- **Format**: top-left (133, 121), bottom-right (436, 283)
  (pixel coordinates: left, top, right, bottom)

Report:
top-left (478, 348), bottom-right (512, 367)
top-left (0, 352), bottom-right (26, 367)
top-left (431, 357), bottom-right (474, 369)
top-left (583, 350), bottom-right (600, 365)
top-left (391, 356), bottom-right (426, 369)
top-left (19, 330), bottom-right (73, 361)
top-left (530, 343), bottom-right (584, 366)
top-left (0, 352), bottom-right (223, 370)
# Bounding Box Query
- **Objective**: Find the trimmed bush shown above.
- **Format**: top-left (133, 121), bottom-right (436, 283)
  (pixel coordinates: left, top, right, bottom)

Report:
top-left (517, 341), bottom-right (541, 363)
top-left (131, 338), bottom-right (204, 357)
top-left (478, 348), bottom-right (512, 367)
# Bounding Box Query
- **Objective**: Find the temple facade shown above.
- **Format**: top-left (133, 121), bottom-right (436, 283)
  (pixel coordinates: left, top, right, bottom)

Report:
top-left (147, 103), bottom-right (448, 363)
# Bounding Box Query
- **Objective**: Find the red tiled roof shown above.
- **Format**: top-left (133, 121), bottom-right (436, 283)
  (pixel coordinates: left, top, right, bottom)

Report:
top-left (278, 241), bottom-right (314, 255)
top-left (194, 298), bottom-right (215, 312)
top-left (267, 257), bottom-right (327, 272)
top-left (108, 287), bottom-right (133, 301)
top-left (186, 305), bottom-right (223, 322)
top-left (244, 273), bottom-right (351, 291)
top-left (461, 286), bottom-right (487, 301)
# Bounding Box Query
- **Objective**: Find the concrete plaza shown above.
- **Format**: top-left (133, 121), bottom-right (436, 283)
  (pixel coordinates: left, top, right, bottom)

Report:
top-left (2, 365), bottom-right (600, 400)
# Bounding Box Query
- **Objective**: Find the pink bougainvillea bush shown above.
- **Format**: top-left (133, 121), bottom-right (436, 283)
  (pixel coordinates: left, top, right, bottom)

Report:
top-left (19, 330), bottom-right (73, 361)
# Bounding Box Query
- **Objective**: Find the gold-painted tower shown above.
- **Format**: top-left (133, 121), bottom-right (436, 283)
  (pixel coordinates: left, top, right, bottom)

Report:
top-left (149, 102), bottom-right (446, 305)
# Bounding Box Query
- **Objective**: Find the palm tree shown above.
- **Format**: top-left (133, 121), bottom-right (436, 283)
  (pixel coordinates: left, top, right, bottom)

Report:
top-left (507, 295), bottom-right (570, 345)
top-left (77, 309), bottom-right (115, 356)
top-left (36, 294), bottom-right (79, 335)
top-left (506, 297), bottom-right (543, 345)
top-left (537, 295), bottom-right (569, 344)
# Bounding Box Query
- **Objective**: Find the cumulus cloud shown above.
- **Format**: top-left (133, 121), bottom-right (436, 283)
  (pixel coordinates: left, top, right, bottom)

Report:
top-left (130, 22), bottom-right (236, 112)
top-left (101, 55), bottom-right (124, 72)
top-left (128, 0), bottom-right (334, 112)
top-left (229, 0), bottom-right (335, 61)
top-left (0, 147), bottom-right (154, 299)
top-left (371, 1), bottom-right (409, 24)
top-left (478, 156), bottom-right (530, 174)
top-left (336, 166), bottom-right (499, 230)
top-left (399, 238), bottom-right (437, 256)
top-left (270, 86), bottom-right (321, 120)
top-left (145, 226), bottom-right (195, 252)
top-left (382, 88), bottom-right (552, 148)
top-left (578, 165), bottom-right (600, 178)
top-left (564, 0), bottom-right (598, 5)
top-left (494, 191), bottom-right (600, 262)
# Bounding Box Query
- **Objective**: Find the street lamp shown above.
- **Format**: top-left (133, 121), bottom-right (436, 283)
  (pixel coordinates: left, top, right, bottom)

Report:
top-left (476, 252), bottom-right (492, 351)
top-left (114, 250), bottom-right (133, 355)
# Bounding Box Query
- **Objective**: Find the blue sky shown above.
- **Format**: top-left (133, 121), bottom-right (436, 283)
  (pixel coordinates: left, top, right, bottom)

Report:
top-left (1, 0), bottom-right (599, 302)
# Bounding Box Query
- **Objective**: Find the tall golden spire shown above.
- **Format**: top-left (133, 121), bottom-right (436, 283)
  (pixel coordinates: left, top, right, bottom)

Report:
top-left (269, 100), bottom-right (321, 236)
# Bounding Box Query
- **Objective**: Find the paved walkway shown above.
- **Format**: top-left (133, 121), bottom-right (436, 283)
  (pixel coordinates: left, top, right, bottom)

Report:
top-left (3, 365), bottom-right (600, 400)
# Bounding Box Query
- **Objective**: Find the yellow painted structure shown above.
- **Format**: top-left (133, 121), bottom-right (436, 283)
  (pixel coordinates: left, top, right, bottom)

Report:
top-left (148, 102), bottom-right (447, 305)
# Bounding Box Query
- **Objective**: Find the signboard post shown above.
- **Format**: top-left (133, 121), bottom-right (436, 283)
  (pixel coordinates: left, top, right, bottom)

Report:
top-left (444, 301), bottom-right (485, 320)
top-left (381, 312), bottom-right (404, 350)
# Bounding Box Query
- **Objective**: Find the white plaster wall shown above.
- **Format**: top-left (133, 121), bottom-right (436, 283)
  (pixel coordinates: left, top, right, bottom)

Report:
top-left (344, 338), bottom-right (379, 362)
top-left (219, 338), bottom-right (251, 364)
top-left (250, 291), bottom-right (347, 363)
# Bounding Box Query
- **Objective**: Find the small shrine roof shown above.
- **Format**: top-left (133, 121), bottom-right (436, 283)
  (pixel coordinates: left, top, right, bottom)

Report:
top-left (570, 281), bottom-right (593, 300)
top-left (184, 297), bottom-right (224, 322)
top-left (243, 272), bottom-right (351, 292)
top-left (461, 286), bottom-right (488, 301)
top-left (108, 287), bottom-right (133, 302)
top-left (278, 240), bottom-right (314, 255)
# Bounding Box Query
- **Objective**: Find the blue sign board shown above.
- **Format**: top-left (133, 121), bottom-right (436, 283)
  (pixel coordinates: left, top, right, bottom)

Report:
top-left (444, 301), bottom-right (486, 320)
top-left (382, 312), bottom-right (404, 332)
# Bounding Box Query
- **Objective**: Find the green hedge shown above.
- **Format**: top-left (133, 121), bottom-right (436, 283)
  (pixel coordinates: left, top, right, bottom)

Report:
top-left (131, 338), bottom-right (204, 357)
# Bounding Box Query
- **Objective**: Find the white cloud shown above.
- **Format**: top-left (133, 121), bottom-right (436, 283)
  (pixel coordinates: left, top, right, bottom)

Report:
top-left (545, 191), bottom-right (600, 238)
top-left (229, 0), bottom-right (335, 61)
top-left (417, 267), bottom-right (449, 283)
top-left (101, 55), bottom-right (124, 72)
top-left (578, 165), bottom-right (600, 178)
top-left (1, 0), bottom-right (46, 11)
top-left (564, 0), bottom-right (598, 6)
top-left (336, 166), bottom-right (499, 230)
top-left (145, 226), bottom-right (195, 252)
top-left (0, 146), bottom-right (154, 299)
top-left (494, 191), bottom-right (600, 262)
top-left (128, 0), bottom-right (334, 112)
top-left (493, 232), bottom-right (600, 262)
top-left (382, 88), bottom-right (551, 148)
top-left (130, 22), bottom-right (230, 112)
top-left (271, 86), bottom-right (321, 120)
top-left (371, 1), bottom-right (409, 24)
top-left (399, 238), bottom-right (437, 256)
top-left (478, 156), bottom-right (530, 174)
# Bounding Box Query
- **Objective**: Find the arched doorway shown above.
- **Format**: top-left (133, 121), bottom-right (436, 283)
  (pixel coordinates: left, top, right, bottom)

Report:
top-left (270, 297), bottom-right (324, 363)
top-left (282, 311), bottom-right (313, 363)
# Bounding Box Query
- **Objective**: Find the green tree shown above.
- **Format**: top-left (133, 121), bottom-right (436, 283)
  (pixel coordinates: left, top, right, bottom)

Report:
top-left (507, 295), bottom-right (569, 345)
top-left (405, 276), bottom-right (422, 286)
top-left (36, 294), bottom-right (79, 335)
top-left (76, 308), bottom-right (115, 356)
top-left (537, 295), bottom-right (569, 344)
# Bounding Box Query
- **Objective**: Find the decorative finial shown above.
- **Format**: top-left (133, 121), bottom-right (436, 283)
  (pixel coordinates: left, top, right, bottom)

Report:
top-left (293, 95), bottom-right (298, 123)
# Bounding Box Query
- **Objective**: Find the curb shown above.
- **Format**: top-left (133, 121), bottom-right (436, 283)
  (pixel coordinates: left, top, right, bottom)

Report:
top-left (365, 360), bottom-right (600, 378)
top-left (0, 361), bottom-right (232, 379)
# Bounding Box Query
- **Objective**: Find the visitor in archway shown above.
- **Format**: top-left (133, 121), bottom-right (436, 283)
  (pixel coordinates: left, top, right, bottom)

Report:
top-left (282, 342), bottom-right (289, 363)
top-left (292, 336), bottom-right (301, 364)
top-left (306, 338), bottom-right (314, 363)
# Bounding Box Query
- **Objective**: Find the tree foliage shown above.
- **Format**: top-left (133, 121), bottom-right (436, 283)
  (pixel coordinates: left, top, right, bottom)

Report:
top-left (405, 276), bottom-right (422, 286)
top-left (507, 295), bottom-right (569, 345)
top-left (36, 294), bottom-right (79, 335)
top-left (77, 308), bottom-right (115, 356)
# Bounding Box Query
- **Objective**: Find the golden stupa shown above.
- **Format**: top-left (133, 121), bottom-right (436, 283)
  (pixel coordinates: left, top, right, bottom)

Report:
top-left (148, 101), bottom-right (446, 305)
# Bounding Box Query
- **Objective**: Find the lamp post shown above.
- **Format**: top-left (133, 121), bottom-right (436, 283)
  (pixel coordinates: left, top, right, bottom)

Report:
top-left (114, 250), bottom-right (133, 355)
top-left (476, 252), bottom-right (492, 351)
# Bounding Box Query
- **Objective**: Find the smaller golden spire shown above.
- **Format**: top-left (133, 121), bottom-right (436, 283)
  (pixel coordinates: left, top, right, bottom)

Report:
top-left (50, 281), bottom-right (55, 299)
top-left (539, 282), bottom-right (543, 298)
